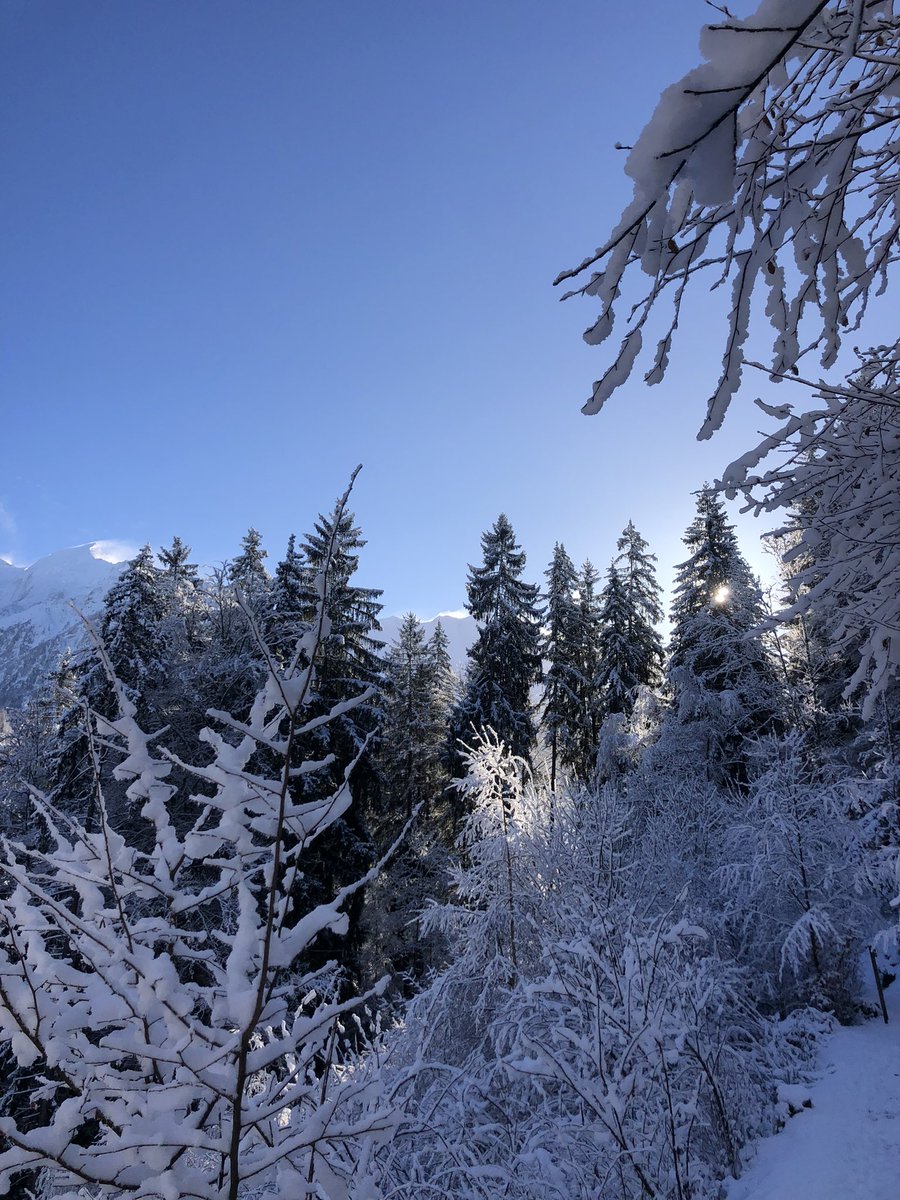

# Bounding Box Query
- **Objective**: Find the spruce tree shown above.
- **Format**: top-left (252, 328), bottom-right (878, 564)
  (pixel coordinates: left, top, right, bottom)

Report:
top-left (365, 618), bottom-right (456, 987)
top-left (298, 505), bottom-right (384, 722)
top-left (45, 546), bottom-right (170, 837)
top-left (381, 614), bottom-right (453, 820)
top-left (228, 527), bottom-right (270, 614)
top-left (542, 543), bottom-right (581, 789)
top-left (157, 535), bottom-right (204, 648)
top-left (595, 524), bottom-right (664, 723)
top-left (428, 620), bottom-right (458, 731)
top-left (615, 521), bottom-right (664, 691)
top-left (158, 535), bottom-right (198, 595)
top-left (569, 559), bottom-right (603, 781)
top-left (596, 562), bottom-right (634, 720)
top-left (668, 487), bottom-right (780, 776)
top-left (450, 515), bottom-right (542, 772)
top-left (82, 544), bottom-right (167, 720)
top-left (293, 502), bottom-right (385, 984)
top-left (270, 533), bottom-right (306, 660)
top-left (201, 530), bottom-right (272, 722)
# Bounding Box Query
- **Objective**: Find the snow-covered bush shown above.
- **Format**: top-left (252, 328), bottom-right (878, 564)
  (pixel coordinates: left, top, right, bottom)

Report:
top-left (0, 482), bottom-right (399, 1200)
top-left (381, 736), bottom-right (816, 1199)
top-left (716, 735), bottom-right (878, 1019)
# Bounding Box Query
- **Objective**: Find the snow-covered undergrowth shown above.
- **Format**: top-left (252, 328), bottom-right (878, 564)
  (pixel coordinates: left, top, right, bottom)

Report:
top-left (376, 735), bottom-right (870, 1199)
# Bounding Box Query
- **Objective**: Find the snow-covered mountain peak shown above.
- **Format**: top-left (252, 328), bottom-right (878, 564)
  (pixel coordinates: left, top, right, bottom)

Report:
top-left (0, 544), bottom-right (126, 710)
top-left (0, 545), bottom-right (122, 614)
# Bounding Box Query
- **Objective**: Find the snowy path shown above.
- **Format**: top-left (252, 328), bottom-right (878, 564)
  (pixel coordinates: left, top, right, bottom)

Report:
top-left (727, 975), bottom-right (900, 1200)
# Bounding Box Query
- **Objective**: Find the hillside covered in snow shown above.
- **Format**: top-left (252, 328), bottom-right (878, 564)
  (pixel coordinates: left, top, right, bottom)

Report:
top-left (0, 546), bottom-right (124, 710)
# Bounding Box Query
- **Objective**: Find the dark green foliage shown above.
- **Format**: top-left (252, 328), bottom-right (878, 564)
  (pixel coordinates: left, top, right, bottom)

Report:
top-left (595, 523), bottom-right (663, 723)
top-left (270, 533), bottom-right (306, 660)
top-left (596, 563), bottom-right (635, 719)
top-left (228, 527), bottom-right (270, 607)
top-left (367, 616), bottom-right (457, 989)
top-left (667, 488), bottom-right (781, 778)
top-left (158, 535), bottom-right (198, 592)
top-left (569, 559), bottom-right (603, 781)
top-left (298, 506), bottom-right (384, 723)
top-left (614, 521), bottom-right (664, 692)
top-left (290, 502), bottom-right (385, 986)
top-left (450, 515), bottom-right (542, 773)
top-left (83, 545), bottom-right (167, 719)
top-left (381, 614), bottom-right (455, 820)
top-left (541, 543), bottom-right (582, 789)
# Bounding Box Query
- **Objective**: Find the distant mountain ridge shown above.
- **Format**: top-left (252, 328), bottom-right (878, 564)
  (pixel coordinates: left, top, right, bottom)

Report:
top-left (0, 545), bottom-right (124, 710)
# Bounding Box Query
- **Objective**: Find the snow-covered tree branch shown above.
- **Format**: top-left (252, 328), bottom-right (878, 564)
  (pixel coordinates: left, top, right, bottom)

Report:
top-left (558, 0), bottom-right (899, 435)
top-left (0, 473), bottom-right (398, 1200)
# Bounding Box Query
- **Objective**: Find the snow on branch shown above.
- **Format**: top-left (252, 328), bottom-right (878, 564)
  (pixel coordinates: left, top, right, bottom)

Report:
top-left (723, 344), bottom-right (900, 715)
top-left (558, 0), bottom-right (900, 437)
top-left (0, 470), bottom-right (398, 1200)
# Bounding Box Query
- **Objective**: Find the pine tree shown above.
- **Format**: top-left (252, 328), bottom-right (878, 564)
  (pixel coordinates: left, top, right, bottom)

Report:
top-left (364, 617), bottom-right (457, 988)
top-left (158, 534), bottom-right (198, 594)
top-left (298, 505), bottom-right (384, 721)
top-left (595, 525), bottom-right (664, 724)
top-left (596, 563), bottom-right (634, 720)
top-left (668, 488), bottom-right (780, 777)
top-left (450, 515), bottom-right (542, 773)
top-left (428, 620), bottom-right (458, 733)
top-left (381, 614), bottom-right (440, 819)
top-left (157, 535), bottom-right (204, 649)
top-left (541, 543), bottom-right (581, 790)
top-left (615, 521), bottom-right (664, 691)
top-left (228, 526), bottom-right (270, 612)
top-left (270, 532), bottom-right (306, 660)
top-left (82, 544), bottom-right (167, 720)
top-left (569, 559), bottom-right (603, 781)
top-left (293, 502), bottom-right (385, 984)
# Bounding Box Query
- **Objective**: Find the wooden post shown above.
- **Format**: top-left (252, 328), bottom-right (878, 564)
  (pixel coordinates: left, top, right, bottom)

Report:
top-left (869, 946), bottom-right (889, 1024)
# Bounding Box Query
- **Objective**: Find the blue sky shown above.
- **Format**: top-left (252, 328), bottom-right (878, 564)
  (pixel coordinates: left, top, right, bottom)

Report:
top-left (3, 0), bottom-right (793, 616)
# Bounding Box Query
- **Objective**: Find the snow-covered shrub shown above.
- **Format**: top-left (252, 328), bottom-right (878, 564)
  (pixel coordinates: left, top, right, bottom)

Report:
top-left (0, 482), bottom-right (399, 1200)
top-left (716, 735), bottom-right (878, 1018)
top-left (381, 737), bottom-right (813, 1199)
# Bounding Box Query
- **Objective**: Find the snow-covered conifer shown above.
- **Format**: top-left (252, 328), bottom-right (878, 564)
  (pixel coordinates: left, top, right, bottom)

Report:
top-left (595, 562), bottom-right (634, 720)
top-left (290, 501), bottom-right (384, 986)
top-left (450, 514), bottom-right (542, 774)
top-left (614, 520), bottom-right (663, 690)
top-left (672, 492), bottom-right (782, 782)
top-left (85, 544), bottom-right (167, 715)
top-left (298, 504), bottom-right (384, 727)
top-left (541, 542), bottom-right (581, 789)
top-left (270, 532), bottom-right (306, 659)
top-left (381, 613), bottom-right (449, 819)
top-left (158, 534), bottom-right (198, 594)
top-left (569, 558), bottom-right (603, 780)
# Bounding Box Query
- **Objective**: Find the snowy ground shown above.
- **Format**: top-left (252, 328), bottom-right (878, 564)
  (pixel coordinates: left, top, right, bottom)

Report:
top-left (727, 965), bottom-right (900, 1200)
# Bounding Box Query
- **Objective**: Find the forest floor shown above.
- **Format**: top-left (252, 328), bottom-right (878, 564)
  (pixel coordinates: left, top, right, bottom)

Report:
top-left (727, 961), bottom-right (900, 1200)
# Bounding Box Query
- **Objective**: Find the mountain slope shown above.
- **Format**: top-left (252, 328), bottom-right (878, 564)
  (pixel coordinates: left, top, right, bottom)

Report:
top-left (0, 545), bottom-right (124, 710)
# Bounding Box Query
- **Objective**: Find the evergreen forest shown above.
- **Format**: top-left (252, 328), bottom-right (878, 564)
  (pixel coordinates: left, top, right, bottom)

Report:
top-left (2, 2), bottom-right (900, 1196)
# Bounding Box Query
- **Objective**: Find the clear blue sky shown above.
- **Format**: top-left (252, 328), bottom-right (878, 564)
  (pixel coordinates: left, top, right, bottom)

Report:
top-left (3, 0), bottom-right (785, 616)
